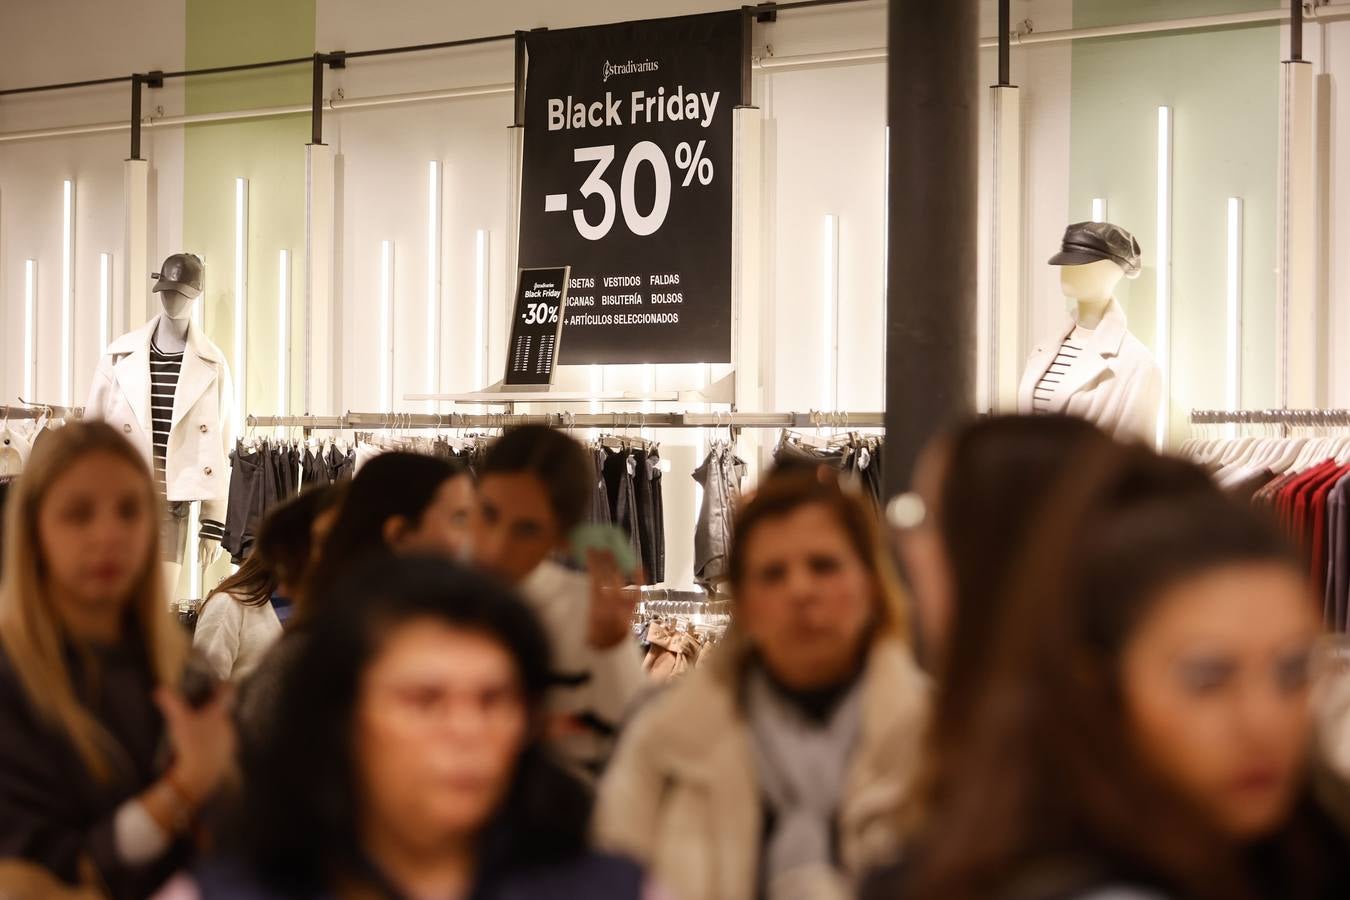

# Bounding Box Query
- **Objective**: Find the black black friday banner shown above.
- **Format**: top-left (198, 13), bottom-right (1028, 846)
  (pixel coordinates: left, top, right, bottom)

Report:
top-left (518, 11), bottom-right (741, 364)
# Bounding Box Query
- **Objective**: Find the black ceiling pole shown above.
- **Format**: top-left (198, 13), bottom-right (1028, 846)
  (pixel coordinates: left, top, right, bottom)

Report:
top-left (739, 7), bottom-right (755, 107)
top-left (129, 74), bottom-right (143, 160)
top-left (998, 0), bottom-right (1011, 86)
top-left (513, 31), bottom-right (527, 127)
top-left (310, 53), bottom-right (325, 145)
top-left (883, 0), bottom-right (979, 497)
top-left (1289, 0), bottom-right (1303, 60)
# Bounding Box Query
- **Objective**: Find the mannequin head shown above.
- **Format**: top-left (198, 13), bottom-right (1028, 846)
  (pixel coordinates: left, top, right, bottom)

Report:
top-left (160, 289), bottom-right (195, 321)
top-left (151, 253), bottom-right (204, 321)
top-left (1060, 259), bottom-right (1125, 304)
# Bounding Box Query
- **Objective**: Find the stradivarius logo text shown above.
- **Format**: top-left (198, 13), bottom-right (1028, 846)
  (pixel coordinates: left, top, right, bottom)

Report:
top-left (603, 59), bottom-right (659, 81)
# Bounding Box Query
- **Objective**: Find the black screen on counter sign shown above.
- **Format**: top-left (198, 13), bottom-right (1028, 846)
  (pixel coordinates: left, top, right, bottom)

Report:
top-left (505, 267), bottom-right (570, 387)
top-left (519, 11), bottom-right (741, 364)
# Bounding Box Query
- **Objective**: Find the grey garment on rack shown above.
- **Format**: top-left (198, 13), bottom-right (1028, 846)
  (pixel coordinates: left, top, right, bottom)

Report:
top-left (161, 501), bottom-right (190, 564)
top-left (1327, 474), bottom-right (1350, 631)
top-left (589, 447), bottom-right (611, 526)
top-left (603, 448), bottom-right (644, 570)
top-left (693, 443), bottom-right (745, 590)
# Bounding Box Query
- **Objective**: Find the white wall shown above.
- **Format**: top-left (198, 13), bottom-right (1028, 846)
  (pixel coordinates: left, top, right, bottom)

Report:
top-left (0, 0), bottom-right (185, 409)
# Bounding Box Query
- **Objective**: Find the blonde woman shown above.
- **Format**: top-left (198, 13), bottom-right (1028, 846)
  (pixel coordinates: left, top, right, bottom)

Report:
top-left (595, 468), bottom-right (930, 900)
top-left (0, 422), bottom-right (235, 899)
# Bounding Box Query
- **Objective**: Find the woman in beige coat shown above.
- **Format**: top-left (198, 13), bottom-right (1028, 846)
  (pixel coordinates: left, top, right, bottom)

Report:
top-left (595, 467), bottom-right (929, 900)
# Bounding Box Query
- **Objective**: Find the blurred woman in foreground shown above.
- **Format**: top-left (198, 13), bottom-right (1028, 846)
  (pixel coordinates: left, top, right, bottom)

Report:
top-left (596, 468), bottom-right (929, 900)
top-left (0, 423), bottom-right (234, 898)
top-left (170, 555), bottom-right (655, 899)
top-left (877, 442), bottom-right (1350, 900)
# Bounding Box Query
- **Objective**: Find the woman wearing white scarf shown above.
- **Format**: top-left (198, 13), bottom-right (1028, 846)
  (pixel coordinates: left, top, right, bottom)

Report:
top-left (595, 467), bottom-right (930, 900)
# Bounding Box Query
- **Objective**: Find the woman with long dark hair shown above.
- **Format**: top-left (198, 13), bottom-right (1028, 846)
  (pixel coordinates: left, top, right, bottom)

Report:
top-left (875, 442), bottom-right (1350, 900)
top-left (169, 555), bottom-right (654, 899)
top-left (303, 453), bottom-right (474, 617)
top-left (193, 485), bottom-right (344, 680)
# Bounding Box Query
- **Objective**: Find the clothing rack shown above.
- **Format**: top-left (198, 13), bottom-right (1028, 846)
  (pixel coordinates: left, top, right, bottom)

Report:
top-left (1190, 409), bottom-right (1350, 427)
top-left (245, 410), bottom-right (885, 431)
top-left (2, 401), bottom-right (84, 421)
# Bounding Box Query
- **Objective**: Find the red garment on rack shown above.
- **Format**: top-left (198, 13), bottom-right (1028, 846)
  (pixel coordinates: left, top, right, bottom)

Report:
top-left (1286, 461), bottom-right (1334, 539)
top-left (1310, 464), bottom-right (1350, 593)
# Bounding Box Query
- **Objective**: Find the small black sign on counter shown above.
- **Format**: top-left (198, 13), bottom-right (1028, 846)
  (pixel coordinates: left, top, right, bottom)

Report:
top-left (504, 266), bottom-right (571, 388)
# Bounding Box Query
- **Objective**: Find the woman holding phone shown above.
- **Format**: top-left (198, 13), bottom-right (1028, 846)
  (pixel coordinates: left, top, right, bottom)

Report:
top-left (0, 422), bottom-right (236, 899)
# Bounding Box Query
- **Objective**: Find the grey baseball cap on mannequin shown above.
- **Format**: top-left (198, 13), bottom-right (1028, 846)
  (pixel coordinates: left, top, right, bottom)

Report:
top-left (151, 253), bottom-right (205, 299)
top-left (1048, 222), bottom-right (1143, 280)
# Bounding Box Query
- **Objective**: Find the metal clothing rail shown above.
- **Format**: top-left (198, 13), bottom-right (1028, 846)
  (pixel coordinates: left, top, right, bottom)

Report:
top-left (1190, 409), bottom-right (1350, 427)
top-left (2, 401), bottom-right (83, 421)
top-left (245, 410), bottom-right (885, 430)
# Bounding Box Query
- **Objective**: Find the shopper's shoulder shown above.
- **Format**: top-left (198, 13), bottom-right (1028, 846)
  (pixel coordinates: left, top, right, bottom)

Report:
top-left (503, 850), bottom-right (645, 899)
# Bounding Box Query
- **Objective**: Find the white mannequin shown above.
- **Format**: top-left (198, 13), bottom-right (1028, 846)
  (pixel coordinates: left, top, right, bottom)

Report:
top-left (1060, 258), bottom-right (1122, 330)
top-left (87, 254), bottom-right (235, 602)
top-left (1017, 258), bottom-right (1162, 441)
top-left (154, 288), bottom-right (223, 570)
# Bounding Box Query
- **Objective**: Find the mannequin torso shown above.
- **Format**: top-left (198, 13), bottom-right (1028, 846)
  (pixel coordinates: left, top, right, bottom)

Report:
top-left (1018, 259), bottom-right (1162, 441)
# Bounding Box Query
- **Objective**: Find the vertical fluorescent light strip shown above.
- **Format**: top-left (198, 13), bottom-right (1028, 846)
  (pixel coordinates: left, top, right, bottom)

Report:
top-left (380, 240), bottom-right (394, 410)
top-left (24, 260), bottom-right (37, 400)
top-left (822, 215), bottom-right (840, 411)
top-left (98, 253), bottom-right (112, 353)
top-left (234, 178), bottom-right (249, 430)
top-left (61, 179), bottom-right (74, 404)
top-left (426, 161), bottom-right (442, 409)
top-left (1226, 197), bottom-right (1244, 434)
top-left (474, 229), bottom-right (489, 390)
top-left (1091, 197), bottom-right (1107, 223)
top-left (1155, 106), bottom-right (1172, 450)
top-left (278, 249), bottom-right (290, 415)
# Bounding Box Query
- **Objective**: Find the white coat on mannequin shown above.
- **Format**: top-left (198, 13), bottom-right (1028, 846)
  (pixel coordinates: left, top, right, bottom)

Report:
top-left (85, 314), bottom-right (235, 527)
top-left (1017, 298), bottom-right (1161, 442)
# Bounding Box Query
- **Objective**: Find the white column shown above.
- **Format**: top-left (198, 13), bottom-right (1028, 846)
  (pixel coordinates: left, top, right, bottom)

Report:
top-left (123, 158), bottom-right (150, 329)
top-left (732, 106), bottom-right (765, 472)
top-left (1277, 59), bottom-right (1317, 407)
top-left (989, 84), bottom-right (1023, 413)
top-left (305, 142), bottom-right (336, 414)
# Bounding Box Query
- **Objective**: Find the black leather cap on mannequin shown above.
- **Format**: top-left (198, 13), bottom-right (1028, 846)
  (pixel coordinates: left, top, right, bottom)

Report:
top-left (1048, 222), bottom-right (1142, 280)
top-left (151, 253), bottom-right (205, 299)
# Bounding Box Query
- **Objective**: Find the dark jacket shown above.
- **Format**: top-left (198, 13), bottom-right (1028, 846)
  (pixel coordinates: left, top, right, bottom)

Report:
top-left (0, 640), bottom-right (189, 899)
top-left (189, 851), bottom-right (647, 899)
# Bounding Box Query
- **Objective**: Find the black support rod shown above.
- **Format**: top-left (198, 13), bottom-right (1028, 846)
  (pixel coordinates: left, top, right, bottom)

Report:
top-left (998, 0), bottom-right (1011, 86)
top-left (4, 0), bottom-right (877, 99)
top-left (883, 0), bottom-right (979, 496)
top-left (1290, 0), bottom-right (1303, 60)
top-left (342, 33), bottom-right (514, 61)
top-left (129, 75), bottom-right (143, 160)
top-left (739, 7), bottom-right (755, 106)
top-left (513, 32), bottom-right (527, 127)
top-left (310, 54), bottom-right (325, 145)
top-left (0, 74), bottom-right (132, 97)
top-left (159, 56), bottom-right (313, 80)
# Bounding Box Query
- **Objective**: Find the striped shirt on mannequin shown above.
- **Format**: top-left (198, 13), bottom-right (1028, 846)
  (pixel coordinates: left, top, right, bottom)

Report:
top-left (1032, 328), bottom-right (1088, 414)
top-left (149, 334), bottom-right (182, 500)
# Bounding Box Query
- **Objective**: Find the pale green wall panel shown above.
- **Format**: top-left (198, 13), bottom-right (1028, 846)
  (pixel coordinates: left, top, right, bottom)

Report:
top-left (183, 0), bottom-right (314, 423)
top-left (1069, 5), bottom-right (1279, 443)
